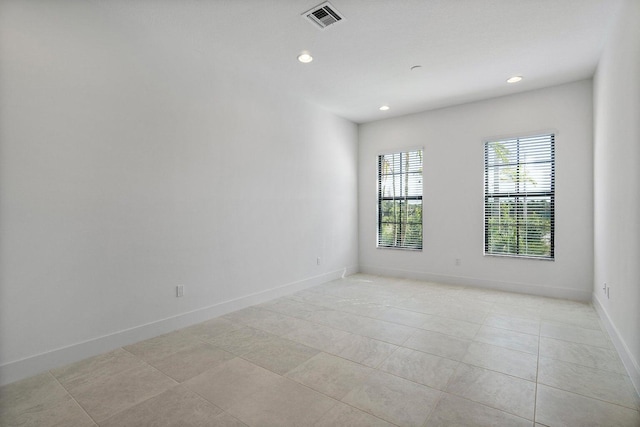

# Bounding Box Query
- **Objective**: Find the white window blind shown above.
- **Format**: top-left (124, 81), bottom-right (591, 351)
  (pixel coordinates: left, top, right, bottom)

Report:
top-left (377, 149), bottom-right (423, 249)
top-left (484, 134), bottom-right (555, 259)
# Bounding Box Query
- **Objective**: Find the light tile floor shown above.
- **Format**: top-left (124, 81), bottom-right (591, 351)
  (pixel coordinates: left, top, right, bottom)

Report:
top-left (1, 274), bottom-right (639, 426)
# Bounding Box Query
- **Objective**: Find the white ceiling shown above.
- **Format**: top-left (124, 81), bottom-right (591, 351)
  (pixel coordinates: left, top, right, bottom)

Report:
top-left (96, 0), bottom-right (623, 124)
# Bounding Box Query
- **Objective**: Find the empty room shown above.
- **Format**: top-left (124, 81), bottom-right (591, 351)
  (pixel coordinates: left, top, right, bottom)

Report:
top-left (1, 0), bottom-right (639, 426)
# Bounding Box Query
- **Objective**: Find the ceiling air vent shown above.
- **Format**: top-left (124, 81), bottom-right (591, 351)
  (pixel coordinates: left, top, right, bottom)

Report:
top-left (303, 2), bottom-right (344, 30)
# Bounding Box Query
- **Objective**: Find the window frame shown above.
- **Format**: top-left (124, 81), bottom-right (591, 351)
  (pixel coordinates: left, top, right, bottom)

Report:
top-left (483, 133), bottom-right (555, 260)
top-left (377, 148), bottom-right (424, 251)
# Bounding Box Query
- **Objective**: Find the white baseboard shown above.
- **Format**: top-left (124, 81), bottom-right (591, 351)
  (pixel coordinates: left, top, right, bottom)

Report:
top-left (0, 266), bottom-right (358, 386)
top-left (592, 294), bottom-right (640, 398)
top-left (359, 265), bottom-right (592, 301)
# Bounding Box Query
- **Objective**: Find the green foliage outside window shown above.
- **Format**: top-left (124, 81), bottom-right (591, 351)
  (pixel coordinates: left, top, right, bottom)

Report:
top-left (379, 200), bottom-right (422, 248)
top-left (485, 197), bottom-right (552, 257)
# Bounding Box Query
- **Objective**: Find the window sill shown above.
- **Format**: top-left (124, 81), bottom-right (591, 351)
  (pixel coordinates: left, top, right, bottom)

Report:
top-left (377, 246), bottom-right (423, 252)
top-left (484, 253), bottom-right (554, 261)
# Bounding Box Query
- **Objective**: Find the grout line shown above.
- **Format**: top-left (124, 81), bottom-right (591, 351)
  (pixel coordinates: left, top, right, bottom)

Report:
top-left (49, 372), bottom-right (100, 426)
top-left (431, 392), bottom-right (534, 423)
top-left (421, 389), bottom-right (444, 427)
top-left (538, 382), bottom-right (640, 413)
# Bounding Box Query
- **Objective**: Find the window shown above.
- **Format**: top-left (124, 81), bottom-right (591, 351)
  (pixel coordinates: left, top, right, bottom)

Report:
top-left (377, 149), bottom-right (423, 249)
top-left (484, 134), bottom-right (555, 259)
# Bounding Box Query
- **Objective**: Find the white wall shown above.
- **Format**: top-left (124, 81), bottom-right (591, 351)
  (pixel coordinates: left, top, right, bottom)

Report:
top-left (359, 80), bottom-right (594, 301)
top-left (0, 1), bottom-right (358, 385)
top-left (593, 0), bottom-right (640, 394)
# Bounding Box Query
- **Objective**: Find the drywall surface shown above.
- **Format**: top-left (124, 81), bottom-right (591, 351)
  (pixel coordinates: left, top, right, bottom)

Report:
top-left (0, 1), bottom-right (358, 384)
top-left (593, 0), bottom-right (640, 394)
top-left (359, 80), bottom-right (594, 301)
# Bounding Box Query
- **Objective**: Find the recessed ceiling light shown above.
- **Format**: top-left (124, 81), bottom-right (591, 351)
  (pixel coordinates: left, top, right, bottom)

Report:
top-left (379, 105), bottom-right (390, 111)
top-left (297, 52), bottom-right (313, 63)
top-left (507, 75), bottom-right (523, 83)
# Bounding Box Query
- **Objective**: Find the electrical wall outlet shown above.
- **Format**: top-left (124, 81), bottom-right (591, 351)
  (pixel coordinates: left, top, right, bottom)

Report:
top-left (317, 257), bottom-right (321, 266)
top-left (455, 258), bottom-right (461, 266)
top-left (176, 285), bottom-right (184, 297)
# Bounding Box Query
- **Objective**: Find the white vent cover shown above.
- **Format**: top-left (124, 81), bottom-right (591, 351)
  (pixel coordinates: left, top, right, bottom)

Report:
top-left (303, 2), bottom-right (344, 30)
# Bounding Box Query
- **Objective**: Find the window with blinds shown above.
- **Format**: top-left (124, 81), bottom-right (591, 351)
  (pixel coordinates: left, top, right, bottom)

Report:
top-left (484, 134), bottom-right (555, 259)
top-left (377, 149), bottom-right (423, 250)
